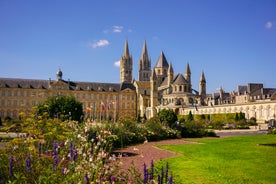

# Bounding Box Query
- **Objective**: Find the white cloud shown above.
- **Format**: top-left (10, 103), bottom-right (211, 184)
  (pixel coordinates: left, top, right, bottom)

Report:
top-left (113, 25), bottom-right (123, 33)
top-left (114, 60), bottom-right (120, 67)
top-left (265, 21), bottom-right (273, 29)
top-left (90, 39), bottom-right (109, 48)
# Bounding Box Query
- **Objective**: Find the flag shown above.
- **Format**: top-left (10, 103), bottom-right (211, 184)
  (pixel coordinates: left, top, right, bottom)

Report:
top-left (86, 106), bottom-right (92, 112)
top-left (101, 101), bottom-right (105, 111)
top-left (107, 102), bottom-right (111, 110)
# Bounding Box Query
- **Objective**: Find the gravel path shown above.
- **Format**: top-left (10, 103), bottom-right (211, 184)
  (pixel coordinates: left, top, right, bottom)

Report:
top-left (114, 139), bottom-right (197, 174)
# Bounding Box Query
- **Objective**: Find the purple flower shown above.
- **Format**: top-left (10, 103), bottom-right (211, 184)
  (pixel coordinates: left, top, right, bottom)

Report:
top-left (168, 173), bottom-right (173, 184)
top-left (143, 163), bottom-right (148, 184)
top-left (84, 173), bottom-right (89, 184)
top-left (59, 141), bottom-right (65, 147)
top-left (73, 149), bottom-right (77, 161)
top-left (165, 162), bottom-right (169, 182)
top-left (69, 142), bottom-right (73, 159)
top-left (9, 155), bottom-right (13, 177)
top-left (38, 142), bottom-right (42, 157)
top-left (110, 175), bottom-right (116, 181)
top-left (150, 160), bottom-right (154, 180)
top-left (53, 140), bottom-right (58, 155)
top-left (26, 154), bottom-right (31, 172)
top-left (54, 155), bottom-right (58, 165)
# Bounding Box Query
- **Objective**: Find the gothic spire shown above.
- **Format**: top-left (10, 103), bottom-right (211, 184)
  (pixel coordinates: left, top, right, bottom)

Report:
top-left (200, 71), bottom-right (206, 82)
top-left (168, 62), bottom-right (174, 74)
top-left (185, 63), bottom-right (191, 75)
top-left (124, 39), bottom-right (130, 58)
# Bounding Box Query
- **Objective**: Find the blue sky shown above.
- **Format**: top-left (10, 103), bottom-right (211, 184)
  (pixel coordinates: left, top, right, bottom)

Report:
top-left (0, 0), bottom-right (275, 93)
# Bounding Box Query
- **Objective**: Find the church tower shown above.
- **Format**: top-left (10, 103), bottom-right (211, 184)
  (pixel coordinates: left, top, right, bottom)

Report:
top-left (154, 51), bottom-right (169, 85)
top-left (199, 71), bottom-right (206, 98)
top-left (139, 40), bottom-right (151, 81)
top-left (120, 40), bottom-right (133, 83)
top-left (150, 69), bottom-right (158, 118)
top-left (184, 63), bottom-right (192, 92)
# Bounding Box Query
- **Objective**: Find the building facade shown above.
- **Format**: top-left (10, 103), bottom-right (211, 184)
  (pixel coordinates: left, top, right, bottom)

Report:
top-left (1, 39), bottom-right (276, 122)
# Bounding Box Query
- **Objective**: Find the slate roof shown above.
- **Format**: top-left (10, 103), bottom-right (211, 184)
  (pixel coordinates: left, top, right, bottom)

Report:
top-left (120, 82), bottom-right (136, 91)
top-left (0, 78), bottom-right (121, 92)
top-left (155, 51), bottom-right (169, 68)
top-left (238, 85), bottom-right (247, 94)
top-left (172, 73), bottom-right (188, 85)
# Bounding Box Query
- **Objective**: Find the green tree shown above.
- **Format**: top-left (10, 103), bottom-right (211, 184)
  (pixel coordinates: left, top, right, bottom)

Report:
top-left (35, 95), bottom-right (83, 122)
top-left (235, 112), bottom-right (239, 122)
top-left (157, 109), bottom-right (178, 128)
top-left (187, 110), bottom-right (194, 121)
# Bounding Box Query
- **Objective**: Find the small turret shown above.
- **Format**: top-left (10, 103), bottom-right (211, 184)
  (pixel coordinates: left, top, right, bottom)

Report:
top-left (56, 68), bottom-right (62, 81)
top-left (167, 62), bottom-right (174, 85)
top-left (199, 71), bottom-right (206, 98)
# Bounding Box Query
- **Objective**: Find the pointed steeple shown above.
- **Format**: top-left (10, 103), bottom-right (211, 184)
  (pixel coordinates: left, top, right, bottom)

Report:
top-left (141, 40), bottom-right (148, 60)
top-left (200, 71), bottom-right (206, 82)
top-left (124, 39), bottom-right (130, 58)
top-left (199, 70), bottom-right (206, 97)
top-left (139, 40), bottom-right (151, 81)
top-left (184, 63), bottom-right (191, 83)
top-left (168, 62), bottom-right (174, 74)
top-left (168, 62), bottom-right (174, 85)
top-left (185, 63), bottom-right (191, 75)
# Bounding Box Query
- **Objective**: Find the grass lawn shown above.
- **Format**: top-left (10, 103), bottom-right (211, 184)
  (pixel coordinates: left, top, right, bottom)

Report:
top-left (157, 135), bottom-right (276, 184)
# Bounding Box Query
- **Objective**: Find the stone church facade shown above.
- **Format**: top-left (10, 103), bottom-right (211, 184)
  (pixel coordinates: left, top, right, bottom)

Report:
top-left (1, 40), bottom-right (276, 122)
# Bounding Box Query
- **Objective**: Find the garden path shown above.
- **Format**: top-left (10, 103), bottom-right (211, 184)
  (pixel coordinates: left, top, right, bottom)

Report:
top-left (114, 139), bottom-right (197, 174)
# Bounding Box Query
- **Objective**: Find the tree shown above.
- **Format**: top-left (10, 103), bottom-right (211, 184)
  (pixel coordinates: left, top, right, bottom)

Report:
top-left (35, 95), bottom-right (83, 122)
top-left (187, 111), bottom-right (194, 122)
top-left (157, 109), bottom-right (178, 128)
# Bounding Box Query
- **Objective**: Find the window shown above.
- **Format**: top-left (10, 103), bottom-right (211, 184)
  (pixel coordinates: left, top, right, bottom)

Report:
top-left (8, 91), bottom-right (12, 97)
top-left (21, 91), bottom-right (24, 97)
top-left (14, 100), bottom-right (17, 107)
top-left (14, 91), bottom-right (18, 96)
top-left (179, 86), bottom-right (182, 92)
top-left (1, 91), bottom-right (5, 96)
top-left (1, 100), bottom-right (5, 107)
top-left (7, 100), bottom-right (11, 107)
top-left (175, 86), bottom-right (177, 92)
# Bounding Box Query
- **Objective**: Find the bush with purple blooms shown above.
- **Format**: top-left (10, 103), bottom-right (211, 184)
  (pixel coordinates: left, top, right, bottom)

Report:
top-left (0, 120), bottom-right (144, 183)
top-left (143, 160), bottom-right (173, 184)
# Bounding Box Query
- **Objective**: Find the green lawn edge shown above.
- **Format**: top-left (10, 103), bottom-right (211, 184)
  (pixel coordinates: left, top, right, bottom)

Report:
top-left (156, 135), bottom-right (276, 184)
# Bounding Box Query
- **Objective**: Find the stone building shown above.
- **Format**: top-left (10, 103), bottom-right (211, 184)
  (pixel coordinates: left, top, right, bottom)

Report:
top-left (1, 39), bottom-right (276, 122)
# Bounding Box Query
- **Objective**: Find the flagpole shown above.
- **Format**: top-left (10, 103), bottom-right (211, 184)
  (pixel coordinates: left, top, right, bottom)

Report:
top-left (100, 102), bottom-right (102, 123)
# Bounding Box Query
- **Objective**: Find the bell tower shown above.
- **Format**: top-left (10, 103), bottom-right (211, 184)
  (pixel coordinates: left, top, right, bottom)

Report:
top-left (139, 40), bottom-right (151, 81)
top-left (120, 40), bottom-right (133, 83)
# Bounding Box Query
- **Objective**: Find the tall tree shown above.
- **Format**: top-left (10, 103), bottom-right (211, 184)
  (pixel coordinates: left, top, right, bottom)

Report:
top-left (157, 109), bottom-right (178, 128)
top-left (35, 96), bottom-right (83, 122)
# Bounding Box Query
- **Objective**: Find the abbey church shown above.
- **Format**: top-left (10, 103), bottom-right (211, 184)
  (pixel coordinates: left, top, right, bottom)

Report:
top-left (120, 40), bottom-right (206, 118)
top-left (1, 40), bottom-right (276, 122)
